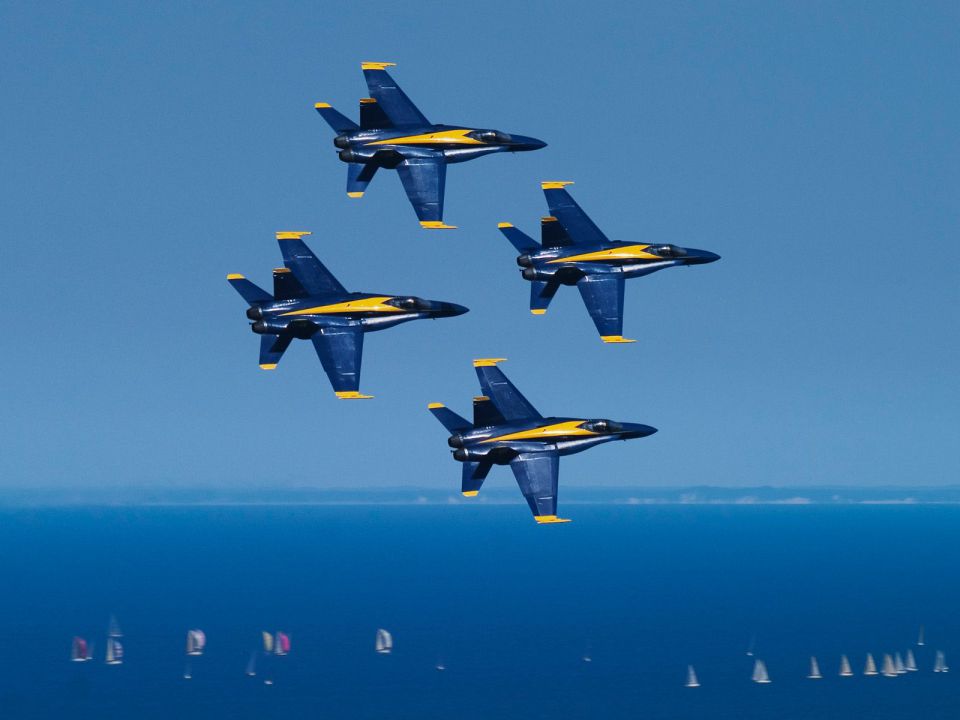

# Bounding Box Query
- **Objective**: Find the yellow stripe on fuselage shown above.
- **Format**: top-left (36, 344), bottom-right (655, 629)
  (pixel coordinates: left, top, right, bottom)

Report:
top-left (368, 129), bottom-right (483, 146)
top-left (548, 244), bottom-right (660, 263)
top-left (280, 296), bottom-right (402, 316)
top-left (482, 420), bottom-right (597, 444)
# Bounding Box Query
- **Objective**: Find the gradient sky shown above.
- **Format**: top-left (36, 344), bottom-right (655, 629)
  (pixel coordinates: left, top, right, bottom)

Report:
top-left (1, 1), bottom-right (957, 489)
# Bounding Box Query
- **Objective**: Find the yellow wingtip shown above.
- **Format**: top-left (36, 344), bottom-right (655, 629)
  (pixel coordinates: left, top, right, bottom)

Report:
top-left (473, 395), bottom-right (489, 402)
top-left (427, 402), bottom-right (445, 409)
top-left (497, 222), bottom-right (513, 229)
top-left (272, 267), bottom-right (291, 274)
top-left (534, 515), bottom-right (572, 524)
top-left (420, 221), bottom-right (457, 230)
top-left (276, 231), bottom-right (312, 240)
top-left (314, 102), bottom-right (331, 109)
top-left (227, 273), bottom-right (245, 280)
top-left (259, 363), bottom-right (278, 370)
top-left (347, 191), bottom-right (364, 198)
top-left (530, 309), bottom-right (547, 315)
top-left (359, 97), bottom-right (376, 104)
top-left (361, 61), bottom-right (397, 71)
top-left (541, 181), bottom-right (574, 190)
top-left (473, 358), bottom-right (507, 367)
top-left (336, 391), bottom-right (374, 400)
top-left (462, 491), bottom-right (479, 497)
top-left (541, 216), bottom-right (558, 223)
top-left (601, 335), bottom-right (637, 344)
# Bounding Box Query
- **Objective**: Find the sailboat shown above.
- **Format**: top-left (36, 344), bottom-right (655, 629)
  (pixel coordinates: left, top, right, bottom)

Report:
top-left (746, 634), bottom-right (756, 657)
top-left (245, 651), bottom-right (258, 677)
top-left (864, 653), bottom-right (878, 676)
top-left (186, 629), bottom-right (206, 656)
top-left (105, 637), bottom-right (123, 665)
top-left (807, 656), bottom-right (822, 679)
top-left (375, 628), bottom-right (393, 655)
top-left (933, 650), bottom-right (948, 673)
top-left (917, 625), bottom-right (925, 646)
top-left (881, 654), bottom-right (897, 678)
top-left (905, 648), bottom-right (918, 671)
top-left (183, 661), bottom-right (192, 680)
top-left (685, 665), bottom-right (700, 688)
top-left (582, 642), bottom-right (592, 663)
top-left (894, 652), bottom-right (906, 674)
top-left (752, 659), bottom-right (771, 684)
top-left (435, 658), bottom-right (446, 672)
top-left (71, 637), bottom-right (92, 662)
top-left (839, 654), bottom-right (854, 677)
top-left (274, 632), bottom-right (290, 656)
top-left (108, 615), bottom-right (122, 638)
top-left (262, 631), bottom-right (274, 654)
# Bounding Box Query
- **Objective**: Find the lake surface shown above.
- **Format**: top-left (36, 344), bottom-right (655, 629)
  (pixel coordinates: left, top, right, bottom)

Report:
top-left (1, 504), bottom-right (957, 718)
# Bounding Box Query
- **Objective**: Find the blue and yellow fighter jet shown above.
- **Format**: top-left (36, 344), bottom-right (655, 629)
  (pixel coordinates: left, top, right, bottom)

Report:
top-left (228, 232), bottom-right (468, 399)
top-left (315, 62), bottom-right (546, 229)
top-left (498, 182), bottom-right (720, 342)
top-left (428, 359), bottom-right (657, 523)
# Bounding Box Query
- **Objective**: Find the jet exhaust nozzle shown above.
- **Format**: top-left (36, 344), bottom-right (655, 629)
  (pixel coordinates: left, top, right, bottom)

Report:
top-left (452, 448), bottom-right (469, 462)
top-left (251, 320), bottom-right (268, 334)
top-left (517, 254), bottom-right (533, 268)
top-left (246, 306), bottom-right (263, 321)
top-left (333, 135), bottom-right (350, 149)
top-left (447, 434), bottom-right (464, 449)
top-left (338, 149), bottom-right (361, 163)
top-left (521, 267), bottom-right (538, 281)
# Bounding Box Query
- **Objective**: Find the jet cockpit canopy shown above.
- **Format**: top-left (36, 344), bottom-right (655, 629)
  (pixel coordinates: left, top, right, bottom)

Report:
top-left (582, 419), bottom-right (623, 434)
top-left (648, 244), bottom-right (687, 258)
top-left (468, 130), bottom-right (513, 144)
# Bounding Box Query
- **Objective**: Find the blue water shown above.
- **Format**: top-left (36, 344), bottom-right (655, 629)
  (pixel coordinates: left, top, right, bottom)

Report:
top-left (2, 505), bottom-right (958, 719)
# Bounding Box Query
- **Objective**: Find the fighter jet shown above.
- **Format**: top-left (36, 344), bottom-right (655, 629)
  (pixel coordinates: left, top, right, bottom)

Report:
top-left (428, 359), bottom-right (657, 523)
top-left (315, 62), bottom-right (546, 229)
top-left (498, 182), bottom-right (720, 343)
top-left (227, 231), bottom-right (468, 398)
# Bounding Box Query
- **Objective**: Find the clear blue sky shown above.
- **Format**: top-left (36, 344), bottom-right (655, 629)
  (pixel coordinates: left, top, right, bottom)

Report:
top-left (1, 1), bottom-right (957, 489)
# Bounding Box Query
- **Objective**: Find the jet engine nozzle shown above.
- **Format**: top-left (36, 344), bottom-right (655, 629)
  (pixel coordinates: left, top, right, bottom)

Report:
top-left (333, 135), bottom-right (350, 149)
top-left (251, 320), bottom-right (267, 334)
top-left (338, 149), bottom-right (360, 163)
top-left (521, 267), bottom-right (539, 281)
top-left (516, 254), bottom-right (533, 268)
top-left (447, 434), bottom-right (465, 449)
top-left (246, 306), bottom-right (264, 321)
top-left (452, 448), bottom-right (469, 462)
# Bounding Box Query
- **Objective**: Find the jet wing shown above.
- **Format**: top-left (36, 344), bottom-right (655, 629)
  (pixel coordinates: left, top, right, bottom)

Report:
top-left (510, 451), bottom-right (569, 522)
top-left (542, 182), bottom-right (609, 245)
top-left (397, 156), bottom-right (449, 225)
top-left (577, 276), bottom-right (632, 342)
top-left (473, 361), bottom-right (541, 422)
top-left (311, 326), bottom-right (371, 398)
top-left (277, 232), bottom-right (347, 296)
top-left (361, 62), bottom-right (430, 128)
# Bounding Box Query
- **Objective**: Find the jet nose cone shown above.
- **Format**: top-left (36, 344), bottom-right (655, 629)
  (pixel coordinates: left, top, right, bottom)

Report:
top-left (621, 423), bottom-right (658, 439)
top-left (438, 302), bottom-right (469, 318)
top-left (511, 135), bottom-right (547, 151)
top-left (685, 249), bottom-right (721, 265)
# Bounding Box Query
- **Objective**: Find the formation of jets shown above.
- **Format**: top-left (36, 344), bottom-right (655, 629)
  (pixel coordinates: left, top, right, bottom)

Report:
top-left (227, 62), bottom-right (719, 522)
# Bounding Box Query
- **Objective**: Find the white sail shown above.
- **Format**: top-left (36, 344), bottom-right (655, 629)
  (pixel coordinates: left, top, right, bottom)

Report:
top-left (905, 648), bottom-right (918, 671)
top-left (894, 652), bottom-right (906, 674)
top-left (183, 661), bottom-right (192, 680)
top-left (245, 651), bottom-right (257, 677)
top-left (186, 629), bottom-right (206, 656)
top-left (375, 628), bottom-right (393, 654)
top-left (839, 654), bottom-right (853, 676)
top-left (685, 665), bottom-right (700, 688)
top-left (807, 656), bottom-right (822, 679)
top-left (262, 631), bottom-right (274, 654)
top-left (107, 615), bottom-right (122, 638)
top-left (881, 654), bottom-right (897, 677)
top-left (864, 653), bottom-right (878, 676)
top-left (752, 659), bottom-right (771, 684)
top-left (105, 637), bottom-right (123, 665)
top-left (917, 625), bottom-right (925, 646)
top-left (934, 650), bottom-right (948, 673)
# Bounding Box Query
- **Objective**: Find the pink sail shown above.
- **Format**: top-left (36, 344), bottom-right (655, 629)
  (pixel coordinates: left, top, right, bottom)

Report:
top-left (71, 637), bottom-right (88, 661)
top-left (276, 632), bottom-right (291, 654)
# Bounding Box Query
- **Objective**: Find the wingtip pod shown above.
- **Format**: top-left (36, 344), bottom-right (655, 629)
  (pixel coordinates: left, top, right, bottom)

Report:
top-left (361, 61), bottom-right (397, 71)
top-left (473, 358), bottom-right (507, 367)
top-left (601, 335), bottom-right (636, 344)
top-left (420, 221), bottom-right (457, 230)
top-left (534, 515), bottom-right (571, 524)
top-left (336, 391), bottom-right (374, 400)
top-left (541, 181), bottom-right (574, 190)
top-left (276, 231), bottom-right (312, 240)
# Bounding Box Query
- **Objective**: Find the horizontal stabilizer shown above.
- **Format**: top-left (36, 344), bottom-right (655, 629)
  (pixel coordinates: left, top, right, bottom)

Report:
top-left (347, 162), bottom-right (378, 198)
top-left (473, 395), bottom-right (506, 427)
top-left (314, 102), bottom-right (358, 134)
top-left (259, 334), bottom-right (293, 370)
top-left (541, 216), bottom-right (574, 248)
top-left (461, 460), bottom-right (492, 496)
top-left (427, 403), bottom-right (472, 433)
top-left (497, 223), bottom-right (539, 253)
top-left (272, 268), bottom-right (308, 301)
top-left (359, 97), bottom-right (392, 130)
top-left (227, 274), bottom-right (272, 304)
